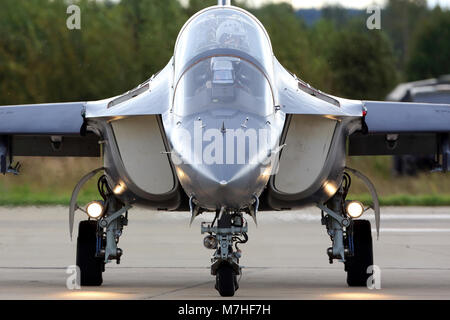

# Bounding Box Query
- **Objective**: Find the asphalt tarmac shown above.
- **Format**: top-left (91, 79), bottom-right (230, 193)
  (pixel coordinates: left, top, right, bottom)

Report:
top-left (1, 206), bottom-right (450, 299)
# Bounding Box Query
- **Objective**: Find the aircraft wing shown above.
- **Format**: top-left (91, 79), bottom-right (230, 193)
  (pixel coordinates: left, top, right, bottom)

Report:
top-left (362, 101), bottom-right (450, 133)
top-left (349, 100), bottom-right (450, 158)
top-left (0, 101), bottom-right (100, 160)
top-left (0, 102), bottom-right (86, 135)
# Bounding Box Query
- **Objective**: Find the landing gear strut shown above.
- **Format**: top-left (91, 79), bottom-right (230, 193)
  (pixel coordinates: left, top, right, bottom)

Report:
top-left (75, 175), bottom-right (130, 286)
top-left (201, 208), bottom-right (248, 297)
top-left (320, 172), bottom-right (374, 287)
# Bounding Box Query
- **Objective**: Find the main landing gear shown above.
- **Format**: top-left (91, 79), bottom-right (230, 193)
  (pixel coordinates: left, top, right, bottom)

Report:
top-left (201, 207), bottom-right (248, 297)
top-left (345, 219), bottom-right (373, 286)
top-left (76, 220), bottom-right (104, 286)
top-left (319, 172), bottom-right (374, 287)
top-left (76, 175), bottom-right (130, 286)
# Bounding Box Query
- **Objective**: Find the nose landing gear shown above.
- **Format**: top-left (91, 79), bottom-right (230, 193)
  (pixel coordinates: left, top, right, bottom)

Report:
top-left (201, 208), bottom-right (248, 296)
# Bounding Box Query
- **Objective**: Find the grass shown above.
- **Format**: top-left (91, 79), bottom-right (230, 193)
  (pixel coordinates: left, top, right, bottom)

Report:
top-left (0, 156), bottom-right (449, 207)
top-left (0, 184), bottom-right (99, 206)
top-left (0, 157), bottom-right (102, 207)
top-left (0, 191), bottom-right (448, 207)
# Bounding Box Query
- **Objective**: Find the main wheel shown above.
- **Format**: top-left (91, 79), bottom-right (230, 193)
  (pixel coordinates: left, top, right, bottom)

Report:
top-left (345, 219), bottom-right (373, 287)
top-left (215, 264), bottom-right (237, 297)
top-left (76, 220), bottom-right (104, 286)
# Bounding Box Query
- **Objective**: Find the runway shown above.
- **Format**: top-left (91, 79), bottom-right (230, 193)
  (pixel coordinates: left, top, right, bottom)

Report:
top-left (1, 206), bottom-right (450, 299)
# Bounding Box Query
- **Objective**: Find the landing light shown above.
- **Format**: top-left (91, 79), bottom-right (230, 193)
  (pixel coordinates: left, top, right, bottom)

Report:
top-left (86, 201), bottom-right (105, 219)
top-left (203, 235), bottom-right (218, 250)
top-left (345, 200), bottom-right (364, 219)
top-left (113, 183), bottom-right (125, 195)
top-left (261, 166), bottom-right (272, 178)
top-left (323, 181), bottom-right (338, 196)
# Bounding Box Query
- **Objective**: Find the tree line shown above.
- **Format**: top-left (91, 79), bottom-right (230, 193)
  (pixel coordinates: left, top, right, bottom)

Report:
top-left (0, 0), bottom-right (448, 106)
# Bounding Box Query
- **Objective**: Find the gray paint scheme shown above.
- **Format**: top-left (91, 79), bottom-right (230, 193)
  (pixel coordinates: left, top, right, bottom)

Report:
top-left (273, 115), bottom-right (337, 194)
top-left (267, 115), bottom-right (361, 209)
top-left (363, 100), bottom-right (450, 133)
top-left (111, 116), bottom-right (175, 195)
top-left (350, 77), bottom-right (450, 156)
top-left (0, 102), bottom-right (85, 135)
top-left (95, 117), bottom-right (182, 210)
top-left (162, 109), bottom-right (284, 210)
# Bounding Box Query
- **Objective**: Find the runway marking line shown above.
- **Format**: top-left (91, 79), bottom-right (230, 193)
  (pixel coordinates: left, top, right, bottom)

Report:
top-left (374, 228), bottom-right (450, 233)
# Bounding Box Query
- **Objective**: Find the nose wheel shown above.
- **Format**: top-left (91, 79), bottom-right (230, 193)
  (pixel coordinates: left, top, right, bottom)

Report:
top-left (201, 208), bottom-right (248, 297)
top-left (215, 263), bottom-right (239, 297)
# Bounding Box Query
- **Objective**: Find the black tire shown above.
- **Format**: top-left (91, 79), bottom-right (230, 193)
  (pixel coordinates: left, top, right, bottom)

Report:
top-left (76, 220), bottom-right (104, 286)
top-left (345, 219), bottom-right (373, 287)
top-left (215, 264), bottom-right (236, 297)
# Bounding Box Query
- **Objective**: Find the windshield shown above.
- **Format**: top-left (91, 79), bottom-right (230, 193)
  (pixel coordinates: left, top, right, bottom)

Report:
top-left (174, 7), bottom-right (273, 81)
top-left (173, 56), bottom-right (274, 117)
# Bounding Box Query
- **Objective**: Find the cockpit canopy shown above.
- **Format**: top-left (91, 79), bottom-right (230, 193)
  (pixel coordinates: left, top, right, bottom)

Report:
top-left (174, 7), bottom-right (274, 81)
top-left (173, 56), bottom-right (274, 117)
top-left (173, 7), bottom-right (275, 117)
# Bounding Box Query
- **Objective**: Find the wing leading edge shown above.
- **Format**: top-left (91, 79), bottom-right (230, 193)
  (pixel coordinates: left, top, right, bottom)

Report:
top-left (0, 102), bottom-right (85, 135)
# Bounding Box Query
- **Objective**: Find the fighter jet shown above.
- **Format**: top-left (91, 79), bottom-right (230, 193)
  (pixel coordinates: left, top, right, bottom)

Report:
top-left (1, 0), bottom-right (449, 296)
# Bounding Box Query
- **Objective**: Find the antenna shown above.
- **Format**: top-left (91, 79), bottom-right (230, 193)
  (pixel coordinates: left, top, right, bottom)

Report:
top-left (218, 0), bottom-right (231, 6)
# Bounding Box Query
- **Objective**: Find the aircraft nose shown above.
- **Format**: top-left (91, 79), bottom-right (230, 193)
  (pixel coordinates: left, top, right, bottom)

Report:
top-left (172, 136), bottom-right (274, 208)
top-left (169, 113), bottom-right (279, 209)
top-left (177, 161), bottom-right (270, 210)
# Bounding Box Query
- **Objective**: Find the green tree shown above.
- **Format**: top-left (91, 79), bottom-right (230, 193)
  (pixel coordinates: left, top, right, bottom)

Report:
top-left (0, 0), bottom-right (188, 104)
top-left (406, 8), bottom-right (450, 80)
top-left (307, 19), bottom-right (340, 92)
top-left (120, 0), bottom-right (187, 82)
top-left (326, 28), bottom-right (397, 100)
top-left (383, 0), bottom-right (428, 70)
top-left (252, 3), bottom-right (318, 83)
top-left (186, 0), bottom-right (217, 16)
top-left (322, 5), bottom-right (354, 27)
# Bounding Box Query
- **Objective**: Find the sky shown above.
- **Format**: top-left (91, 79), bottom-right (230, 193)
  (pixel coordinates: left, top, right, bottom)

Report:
top-left (243, 0), bottom-right (450, 9)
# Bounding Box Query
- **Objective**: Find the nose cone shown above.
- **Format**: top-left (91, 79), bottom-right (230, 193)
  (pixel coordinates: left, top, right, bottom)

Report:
top-left (170, 113), bottom-right (277, 210)
top-left (178, 161), bottom-right (270, 210)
